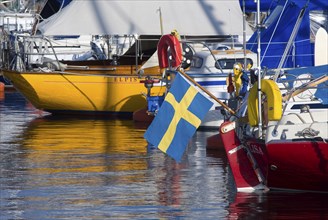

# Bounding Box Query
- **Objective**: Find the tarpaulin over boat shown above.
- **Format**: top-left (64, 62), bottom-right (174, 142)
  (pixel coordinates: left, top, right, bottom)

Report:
top-left (36, 0), bottom-right (253, 36)
top-left (39, 0), bottom-right (72, 20)
top-left (245, 0), bottom-right (328, 68)
top-left (239, 0), bottom-right (279, 12)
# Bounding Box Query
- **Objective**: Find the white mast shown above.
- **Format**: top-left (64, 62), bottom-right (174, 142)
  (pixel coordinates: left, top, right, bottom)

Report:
top-left (256, 0), bottom-right (262, 137)
top-left (242, 0), bottom-right (247, 68)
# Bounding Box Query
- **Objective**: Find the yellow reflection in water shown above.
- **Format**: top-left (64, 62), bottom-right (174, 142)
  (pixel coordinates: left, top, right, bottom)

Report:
top-left (20, 117), bottom-right (149, 176)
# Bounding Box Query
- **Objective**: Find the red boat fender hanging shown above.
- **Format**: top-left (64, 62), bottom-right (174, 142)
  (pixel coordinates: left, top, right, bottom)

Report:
top-left (226, 73), bottom-right (234, 94)
top-left (157, 33), bottom-right (182, 69)
top-left (0, 82), bottom-right (4, 93)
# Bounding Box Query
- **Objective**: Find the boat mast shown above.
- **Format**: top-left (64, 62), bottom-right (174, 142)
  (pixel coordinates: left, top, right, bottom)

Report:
top-left (242, 0), bottom-right (247, 68)
top-left (256, 0), bottom-right (263, 137)
top-left (157, 7), bottom-right (164, 35)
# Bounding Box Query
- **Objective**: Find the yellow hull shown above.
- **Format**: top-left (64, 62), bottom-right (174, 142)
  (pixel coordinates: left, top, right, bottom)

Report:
top-left (3, 69), bottom-right (165, 116)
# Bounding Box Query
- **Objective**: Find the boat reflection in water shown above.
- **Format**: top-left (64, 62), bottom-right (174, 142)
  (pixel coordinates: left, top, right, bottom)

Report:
top-left (228, 192), bottom-right (328, 219)
top-left (19, 117), bottom-right (158, 179)
top-left (6, 116), bottom-right (227, 219)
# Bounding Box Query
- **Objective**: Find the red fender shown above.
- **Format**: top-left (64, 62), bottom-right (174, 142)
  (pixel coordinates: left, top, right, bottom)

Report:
top-left (227, 73), bottom-right (234, 93)
top-left (157, 34), bottom-right (182, 69)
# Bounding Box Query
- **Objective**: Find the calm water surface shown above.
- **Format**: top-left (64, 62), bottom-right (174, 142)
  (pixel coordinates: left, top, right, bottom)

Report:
top-left (1, 91), bottom-right (327, 219)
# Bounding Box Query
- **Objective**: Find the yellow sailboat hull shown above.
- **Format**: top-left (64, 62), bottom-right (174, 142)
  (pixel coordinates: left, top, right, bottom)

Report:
top-left (3, 69), bottom-right (165, 117)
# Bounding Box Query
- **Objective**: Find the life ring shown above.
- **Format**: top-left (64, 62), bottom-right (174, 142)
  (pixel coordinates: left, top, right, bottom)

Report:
top-left (157, 34), bottom-right (182, 69)
top-left (248, 79), bottom-right (282, 127)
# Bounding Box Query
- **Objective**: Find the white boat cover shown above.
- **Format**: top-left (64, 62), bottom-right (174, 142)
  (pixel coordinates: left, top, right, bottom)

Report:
top-left (37, 0), bottom-right (252, 36)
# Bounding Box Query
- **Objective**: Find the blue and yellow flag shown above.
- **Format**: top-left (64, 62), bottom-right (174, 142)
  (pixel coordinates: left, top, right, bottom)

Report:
top-left (144, 72), bottom-right (213, 162)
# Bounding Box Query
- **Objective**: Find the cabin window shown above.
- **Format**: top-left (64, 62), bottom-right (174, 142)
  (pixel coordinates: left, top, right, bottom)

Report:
top-left (190, 56), bottom-right (203, 68)
top-left (215, 58), bottom-right (253, 70)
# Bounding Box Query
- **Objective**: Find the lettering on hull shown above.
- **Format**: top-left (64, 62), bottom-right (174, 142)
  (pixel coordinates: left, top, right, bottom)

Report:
top-left (114, 77), bottom-right (139, 83)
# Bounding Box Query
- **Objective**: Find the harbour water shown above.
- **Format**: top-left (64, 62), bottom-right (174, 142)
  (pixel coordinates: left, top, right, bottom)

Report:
top-left (1, 91), bottom-right (328, 219)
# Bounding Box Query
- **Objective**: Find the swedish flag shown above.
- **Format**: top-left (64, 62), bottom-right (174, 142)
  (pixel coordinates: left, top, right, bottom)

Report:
top-left (144, 72), bottom-right (213, 162)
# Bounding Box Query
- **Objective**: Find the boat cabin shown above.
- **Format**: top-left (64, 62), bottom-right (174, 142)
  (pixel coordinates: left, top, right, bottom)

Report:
top-left (187, 49), bottom-right (257, 74)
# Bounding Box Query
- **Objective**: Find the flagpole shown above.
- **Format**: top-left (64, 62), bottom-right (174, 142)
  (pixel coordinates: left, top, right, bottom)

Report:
top-left (177, 69), bottom-right (236, 115)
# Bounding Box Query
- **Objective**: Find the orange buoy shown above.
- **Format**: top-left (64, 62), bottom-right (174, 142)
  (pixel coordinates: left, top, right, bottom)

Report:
top-left (0, 82), bottom-right (4, 93)
top-left (206, 133), bottom-right (225, 150)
